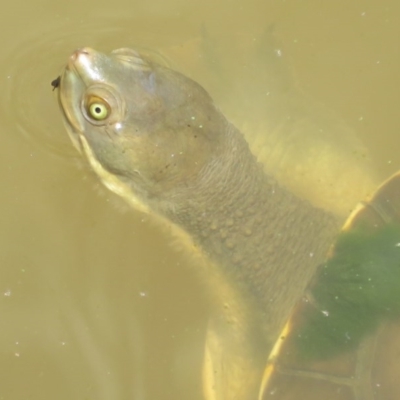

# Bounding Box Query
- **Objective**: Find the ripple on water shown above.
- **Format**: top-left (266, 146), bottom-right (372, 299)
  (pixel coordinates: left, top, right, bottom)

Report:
top-left (0, 17), bottom-right (197, 160)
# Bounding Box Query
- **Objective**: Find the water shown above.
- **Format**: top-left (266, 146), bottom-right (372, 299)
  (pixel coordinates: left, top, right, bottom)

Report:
top-left (0, 1), bottom-right (399, 399)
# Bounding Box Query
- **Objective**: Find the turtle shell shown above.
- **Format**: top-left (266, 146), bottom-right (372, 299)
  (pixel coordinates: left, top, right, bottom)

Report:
top-left (260, 172), bottom-right (400, 399)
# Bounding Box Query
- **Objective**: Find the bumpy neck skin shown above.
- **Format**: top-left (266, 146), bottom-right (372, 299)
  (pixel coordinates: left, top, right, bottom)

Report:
top-left (154, 122), bottom-right (341, 398)
top-left (163, 122), bottom-right (340, 334)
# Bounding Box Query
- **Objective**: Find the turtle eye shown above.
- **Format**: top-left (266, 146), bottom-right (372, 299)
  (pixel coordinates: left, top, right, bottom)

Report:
top-left (81, 85), bottom-right (123, 126)
top-left (86, 96), bottom-right (110, 121)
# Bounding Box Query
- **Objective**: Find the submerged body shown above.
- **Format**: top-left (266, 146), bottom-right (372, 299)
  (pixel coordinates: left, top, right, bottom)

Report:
top-left (56, 47), bottom-right (378, 399)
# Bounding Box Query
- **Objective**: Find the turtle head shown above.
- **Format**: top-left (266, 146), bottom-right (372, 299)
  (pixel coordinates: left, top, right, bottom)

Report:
top-left (57, 47), bottom-right (230, 212)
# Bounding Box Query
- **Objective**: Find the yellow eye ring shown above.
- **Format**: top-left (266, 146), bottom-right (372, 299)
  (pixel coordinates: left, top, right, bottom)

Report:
top-left (82, 88), bottom-right (120, 125)
top-left (84, 94), bottom-right (111, 122)
top-left (88, 102), bottom-right (109, 120)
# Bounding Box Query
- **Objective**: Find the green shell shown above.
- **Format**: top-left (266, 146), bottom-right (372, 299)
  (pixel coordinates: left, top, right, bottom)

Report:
top-left (262, 172), bottom-right (400, 399)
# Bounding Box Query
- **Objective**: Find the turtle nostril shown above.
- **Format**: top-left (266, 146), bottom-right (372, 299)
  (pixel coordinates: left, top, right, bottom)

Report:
top-left (68, 48), bottom-right (92, 66)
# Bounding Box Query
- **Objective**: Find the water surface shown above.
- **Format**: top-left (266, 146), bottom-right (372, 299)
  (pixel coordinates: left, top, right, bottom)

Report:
top-left (0, 1), bottom-right (399, 399)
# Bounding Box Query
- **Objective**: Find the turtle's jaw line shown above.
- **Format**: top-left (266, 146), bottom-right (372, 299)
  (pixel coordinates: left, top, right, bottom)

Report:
top-left (59, 50), bottom-right (92, 137)
top-left (57, 97), bottom-right (84, 154)
top-left (57, 75), bottom-right (83, 135)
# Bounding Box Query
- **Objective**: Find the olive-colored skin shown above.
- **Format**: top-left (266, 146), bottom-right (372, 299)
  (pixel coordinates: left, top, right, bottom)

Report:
top-left (55, 47), bottom-right (385, 399)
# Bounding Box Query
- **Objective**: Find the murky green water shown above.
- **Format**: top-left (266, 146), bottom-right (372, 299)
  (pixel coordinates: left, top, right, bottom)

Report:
top-left (0, 1), bottom-right (399, 399)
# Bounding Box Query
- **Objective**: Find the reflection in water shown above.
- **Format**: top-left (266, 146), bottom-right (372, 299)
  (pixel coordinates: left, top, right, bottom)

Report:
top-left (0, 1), bottom-right (399, 399)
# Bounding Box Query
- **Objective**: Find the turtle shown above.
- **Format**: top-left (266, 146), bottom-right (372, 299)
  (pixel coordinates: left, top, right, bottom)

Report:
top-left (52, 46), bottom-right (400, 400)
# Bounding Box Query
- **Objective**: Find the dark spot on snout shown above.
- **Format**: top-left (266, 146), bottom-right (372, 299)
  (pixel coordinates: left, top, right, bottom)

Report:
top-left (51, 76), bottom-right (61, 91)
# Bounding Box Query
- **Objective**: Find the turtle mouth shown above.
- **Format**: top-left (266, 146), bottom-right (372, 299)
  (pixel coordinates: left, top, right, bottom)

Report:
top-left (57, 93), bottom-right (84, 154)
top-left (56, 64), bottom-right (87, 154)
top-left (59, 74), bottom-right (82, 118)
